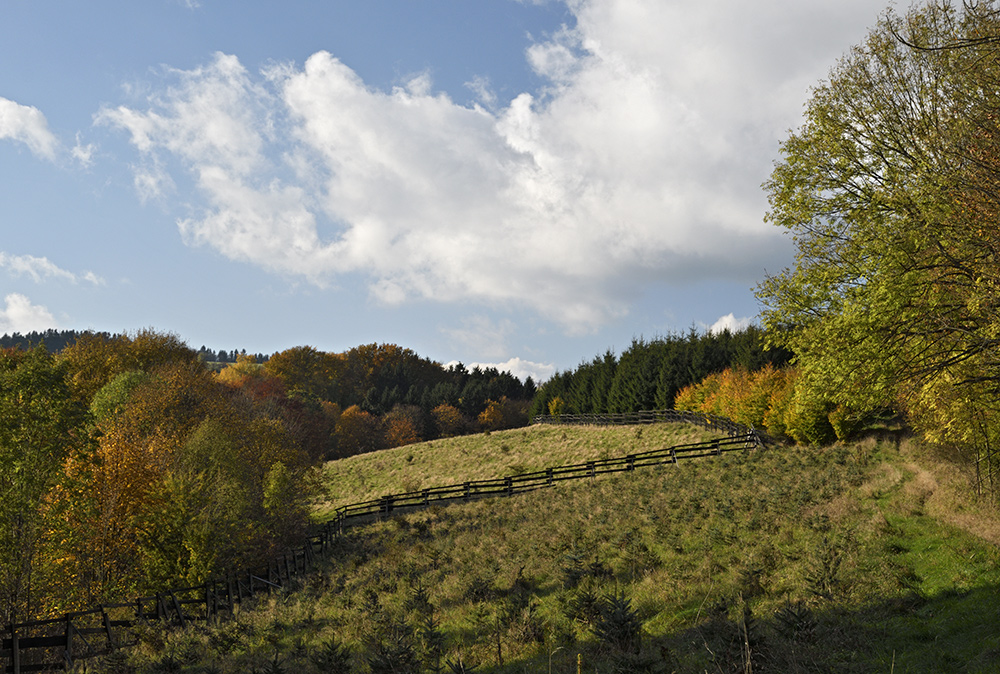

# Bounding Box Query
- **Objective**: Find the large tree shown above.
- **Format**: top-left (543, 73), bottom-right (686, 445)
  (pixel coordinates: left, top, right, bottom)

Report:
top-left (758, 1), bottom-right (1000, 488)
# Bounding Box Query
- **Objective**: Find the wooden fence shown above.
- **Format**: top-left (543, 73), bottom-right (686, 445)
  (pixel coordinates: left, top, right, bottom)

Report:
top-left (3, 420), bottom-right (761, 673)
top-left (532, 408), bottom-right (756, 438)
top-left (1, 543), bottom-right (331, 673)
top-left (321, 432), bottom-right (762, 533)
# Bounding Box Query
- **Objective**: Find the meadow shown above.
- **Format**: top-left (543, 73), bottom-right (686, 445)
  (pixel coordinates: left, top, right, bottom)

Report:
top-left (91, 423), bottom-right (1000, 673)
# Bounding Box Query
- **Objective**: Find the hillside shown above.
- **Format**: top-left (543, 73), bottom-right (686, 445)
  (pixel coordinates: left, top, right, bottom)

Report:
top-left (94, 424), bottom-right (999, 673)
top-left (313, 421), bottom-right (721, 518)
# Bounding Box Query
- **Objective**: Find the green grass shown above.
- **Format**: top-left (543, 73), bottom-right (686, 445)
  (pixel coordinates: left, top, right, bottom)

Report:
top-left (90, 425), bottom-right (1000, 673)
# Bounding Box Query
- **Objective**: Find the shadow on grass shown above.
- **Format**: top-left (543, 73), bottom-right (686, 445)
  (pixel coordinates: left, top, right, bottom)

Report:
top-left (497, 584), bottom-right (1000, 674)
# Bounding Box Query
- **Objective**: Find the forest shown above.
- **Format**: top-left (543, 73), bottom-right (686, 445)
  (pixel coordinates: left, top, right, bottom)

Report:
top-left (0, 329), bottom-right (539, 626)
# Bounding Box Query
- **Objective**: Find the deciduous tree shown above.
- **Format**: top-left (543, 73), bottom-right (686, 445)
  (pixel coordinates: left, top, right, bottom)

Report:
top-left (757, 1), bottom-right (1000, 472)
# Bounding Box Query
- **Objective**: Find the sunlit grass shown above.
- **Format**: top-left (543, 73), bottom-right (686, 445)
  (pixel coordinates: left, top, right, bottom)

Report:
top-left (312, 422), bottom-right (718, 518)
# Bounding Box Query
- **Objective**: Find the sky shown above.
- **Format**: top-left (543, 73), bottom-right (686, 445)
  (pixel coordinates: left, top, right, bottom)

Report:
top-left (0, 0), bottom-right (889, 381)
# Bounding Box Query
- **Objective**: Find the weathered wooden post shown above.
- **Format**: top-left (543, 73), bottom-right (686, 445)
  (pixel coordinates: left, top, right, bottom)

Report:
top-left (102, 607), bottom-right (117, 650)
top-left (64, 615), bottom-right (74, 671)
top-left (10, 624), bottom-right (21, 674)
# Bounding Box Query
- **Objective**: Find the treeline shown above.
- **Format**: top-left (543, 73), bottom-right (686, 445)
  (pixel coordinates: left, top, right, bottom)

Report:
top-left (0, 328), bottom-right (103, 353)
top-left (239, 343), bottom-right (535, 458)
top-left (0, 329), bottom-right (269, 365)
top-left (530, 326), bottom-right (791, 418)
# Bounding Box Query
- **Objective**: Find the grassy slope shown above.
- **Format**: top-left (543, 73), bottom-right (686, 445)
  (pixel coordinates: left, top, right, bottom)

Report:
top-left (112, 425), bottom-right (1000, 674)
top-left (313, 422), bottom-right (720, 518)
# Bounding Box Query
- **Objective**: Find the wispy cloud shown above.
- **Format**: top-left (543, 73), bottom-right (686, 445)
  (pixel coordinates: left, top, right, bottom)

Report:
top-left (0, 97), bottom-right (59, 161)
top-left (100, 0), bottom-right (880, 334)
top-left (0, 252), bottom-right (105, 285)
top-left (0, 294), bottom-right (57, 333)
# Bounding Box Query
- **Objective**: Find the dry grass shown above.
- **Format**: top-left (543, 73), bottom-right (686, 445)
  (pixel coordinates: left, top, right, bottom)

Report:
top-left (896, 437), bottom-right (1000, 546)
top-left (313, 422), bottom-right (718, 518)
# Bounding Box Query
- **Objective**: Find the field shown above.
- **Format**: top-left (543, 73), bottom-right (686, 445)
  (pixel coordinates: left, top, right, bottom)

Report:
top-left (94, 424), bottom-right (1000, 673)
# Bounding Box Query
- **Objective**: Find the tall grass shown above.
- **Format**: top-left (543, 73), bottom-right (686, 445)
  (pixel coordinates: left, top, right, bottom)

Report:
top-left (88, 426), bottom-right (1000, 673)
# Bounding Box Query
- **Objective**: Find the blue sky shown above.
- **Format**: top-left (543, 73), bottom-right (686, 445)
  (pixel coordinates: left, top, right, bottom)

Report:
top-left (0, 0), bottom-right (887, 381)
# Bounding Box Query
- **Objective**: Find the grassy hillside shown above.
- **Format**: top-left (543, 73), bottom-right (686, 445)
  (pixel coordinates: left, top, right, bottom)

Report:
top-left (99, 425), bottom-right (999, 673)
top-left (313, 422), bottom-right (720, 518)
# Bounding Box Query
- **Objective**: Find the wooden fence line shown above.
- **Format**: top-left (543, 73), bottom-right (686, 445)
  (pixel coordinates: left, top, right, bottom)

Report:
top-left (3, 417), bottom-right (760, 673)
top-left (531, 408), bottom-right (756, 438)
top-left (322, 433), bottom-right (761, 532)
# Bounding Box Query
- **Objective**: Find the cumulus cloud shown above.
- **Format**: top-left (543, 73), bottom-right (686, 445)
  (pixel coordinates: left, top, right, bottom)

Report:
top-left (100, 0), bottom-right (882, 333)
top-left (0, 294), bottom-right (57, 333)
top-left (445, 356), bottom-right (555, 383)
top-left (708, 313), bottom-right (753, 334)
top-left (0, 97), bottom-right (59, 160)
top-left (0, 252), bottom-right (104, 285)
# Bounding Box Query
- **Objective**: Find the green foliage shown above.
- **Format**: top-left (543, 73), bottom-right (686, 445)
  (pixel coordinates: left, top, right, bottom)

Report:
top-left (532, 327), bottom-right (791, 418)
top-left (591, 591), bottom-right (642, 654)
top-left (757, 1), bottom-right (1000, 488)
top-left (90, 370), bottom-right (152, 427)
top-left (675, 364), bottom-right (841, 444)
top-left (0, 346), bottom-right (90, 624)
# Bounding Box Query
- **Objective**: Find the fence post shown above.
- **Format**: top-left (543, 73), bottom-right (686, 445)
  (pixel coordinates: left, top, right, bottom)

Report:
top-left (626, 455), bottom-right (635, 472)
top-left (64, 615), bottom-right (74, 671)
top-left (463, 482), bottom-right (471, 500)
top-left (504, 477), bottom-right (513, 496)
top-left (546, 468), bottom-right (553, 486)
top-left (10, 624), bottom-right (20, 674)
top-left (102, 606), bottom-right (117, 650)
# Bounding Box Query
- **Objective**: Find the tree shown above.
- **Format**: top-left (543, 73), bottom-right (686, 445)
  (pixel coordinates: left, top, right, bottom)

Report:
top-left (757, 2), bottom-right (1000, 475)
top-left (263, 345), bottom-right (344, 402)
top-left (335, 405), bottom-right (381, 457)
top-left (0, 347), bottom-right (90, 623)
top-left (59, 329), bottom-right (199, 403)
top-left (431, 403), bottom-right (467, 438)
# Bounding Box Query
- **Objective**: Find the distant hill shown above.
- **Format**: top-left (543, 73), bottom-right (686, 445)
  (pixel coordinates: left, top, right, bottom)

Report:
top-left (0, 328), bottom-right (268, 363)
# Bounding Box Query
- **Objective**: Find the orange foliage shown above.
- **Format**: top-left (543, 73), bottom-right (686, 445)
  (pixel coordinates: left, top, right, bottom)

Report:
top-left (478, 397), bottom-right (528, 431)
top-left (334, 405), bottom-right (380, 457)
top-left (432, 403), bottom-right (467, 438)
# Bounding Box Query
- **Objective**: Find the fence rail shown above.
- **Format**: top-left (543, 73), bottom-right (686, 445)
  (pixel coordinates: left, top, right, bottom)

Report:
top-left (322, 432), bottom-right (761, 532)
top-left (3, 415), bottom-right (761, 673)
top-left (531, 408), bottom-right (756, 437)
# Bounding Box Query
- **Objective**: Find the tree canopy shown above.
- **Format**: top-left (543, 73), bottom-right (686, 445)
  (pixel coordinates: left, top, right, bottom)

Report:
top-left (757, 1), bottom-right (1000, 491)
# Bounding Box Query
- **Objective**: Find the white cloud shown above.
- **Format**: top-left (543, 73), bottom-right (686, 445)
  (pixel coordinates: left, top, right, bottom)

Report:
top-left (708, 313), bottom-right (752, 334)
top-left (0, 97), bottom-right (59, 160)
top-left (0, 294), bottom-right (57, 334)
top-left (444, 356), bottom-right (555, 384)
top-left (102, 0), bottom-right (883, 333)
top-left (71, 132), bottom-right (95, 167)
top-left (0, 252), bottom-right (104, 285)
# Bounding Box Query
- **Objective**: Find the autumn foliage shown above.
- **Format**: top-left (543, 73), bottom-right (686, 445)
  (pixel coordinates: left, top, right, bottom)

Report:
top-left (674, 364), bottom-right (842, 445)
